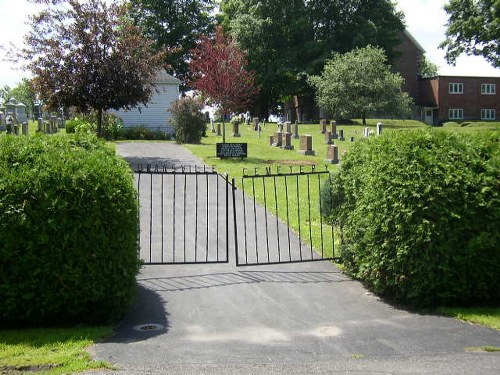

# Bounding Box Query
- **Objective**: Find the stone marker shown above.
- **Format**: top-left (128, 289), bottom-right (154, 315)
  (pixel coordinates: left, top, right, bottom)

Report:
top-left (293, 120), bottom-right (299, 139)
top-left (320, 119), bottom-right (326, 134)
top-left (376, 122), bottom-right (383, 135)
top-left (210, 119), bottom-right (215, 133)
top-left (232, 122), bottom-right (241, 137)
top-left (14, 123), bottom-right (19, 135)
top-left (350, 136), bottom-right (355, 142)
top-left (22, 122), bottom-right (28, 135)
top-left (363, 127), bottom-right (370, 138)
top-left (269, 135), bottom-right (274, 146)
top-left (216, 123), bottom-right (222, 136)
top-left (253, 117), bottom-right (259, 131)
top-left (326, 144), bottom-right (339, 164)
top-left (273, 131), bottom-right (283, 147)
top-left (282, 132), bottom-right (294, 150)
top-left (37, 118), bottom-right (43, 132)
top-left (285, 121), bottom-right (292, 133)
top-left (299, 134), bottom-right (315, 156)
top-left (331, 121), bottom-right (338, 139)
top-left (339, 129), bottom-right (345, 141)
top-left (325, 130), bottom-right (332, 144)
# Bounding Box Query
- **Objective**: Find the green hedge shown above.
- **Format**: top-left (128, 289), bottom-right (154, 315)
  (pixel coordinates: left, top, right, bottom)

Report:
top-left (0, 134), bottom-right (139, 326)
top-left (322, 130), bottom-right (500, 307)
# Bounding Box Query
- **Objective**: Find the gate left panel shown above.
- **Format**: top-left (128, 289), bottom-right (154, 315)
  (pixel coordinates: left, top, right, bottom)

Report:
top-left (135, 169), bottom-right (229, 264)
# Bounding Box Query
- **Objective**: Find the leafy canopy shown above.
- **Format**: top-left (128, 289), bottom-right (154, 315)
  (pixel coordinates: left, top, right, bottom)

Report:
top-left (440, 0), bottom-right (500, 67)
top-left (20, 0), bottom-right (165, 135)
top-left (128, 0), bottom-right (215, 91)
top-left (308, 45), bottom-right (412, 124)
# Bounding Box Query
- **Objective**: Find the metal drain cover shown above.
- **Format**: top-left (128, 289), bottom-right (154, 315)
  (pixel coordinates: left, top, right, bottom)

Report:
top-left (133, 323), bottom-right (164, 332)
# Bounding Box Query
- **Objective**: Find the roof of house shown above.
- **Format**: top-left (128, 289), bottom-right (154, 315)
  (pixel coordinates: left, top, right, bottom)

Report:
top-left (403, 29), bottom-right (425, 53)
top-left (155, 70), bottom-right (182, 85)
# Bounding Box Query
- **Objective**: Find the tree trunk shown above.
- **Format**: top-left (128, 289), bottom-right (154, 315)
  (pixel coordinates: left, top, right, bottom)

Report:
top-left (362, 114), bottom-right (367, 125)
top-left (97, 108), bottom-right (104, 137)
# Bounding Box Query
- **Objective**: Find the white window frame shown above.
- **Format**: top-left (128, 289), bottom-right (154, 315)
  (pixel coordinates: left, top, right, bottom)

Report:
top-left (449, 108), bottom-right (463, 120)
top-left (481, 109), bottom-right (496, 120)
top-left (449, 82), bottom-right (463, 94)
top-left (481, 83), bottom-right (496, 95)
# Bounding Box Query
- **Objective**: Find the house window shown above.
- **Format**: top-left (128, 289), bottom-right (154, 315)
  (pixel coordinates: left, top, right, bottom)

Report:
top-left (449, 108), bottom-right (463, 120)
top-left (449, 82), bottom-right (463, 94)
top-left (481, 83), bottom-right (496, 95)
top-left (481, 109), bottom-right (496, 120)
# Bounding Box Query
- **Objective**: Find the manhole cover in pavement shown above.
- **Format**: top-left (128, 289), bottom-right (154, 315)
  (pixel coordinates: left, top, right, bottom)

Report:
top-left (133, 323), bottom-right (164, 332)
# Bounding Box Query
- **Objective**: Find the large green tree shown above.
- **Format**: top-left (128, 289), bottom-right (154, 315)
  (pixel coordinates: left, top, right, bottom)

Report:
top-left (129, 0), bottom-right (215, 90)
top-left (4, 79), bottom-right (37, 118)
top-left (219, 0), bottom-right (405, 117)
top-left (308, 46), bottom-right (412, 125)
top-left (440, 0), bottom-right (499, 67)
top-left (20, 0), bottom-right (165, 136)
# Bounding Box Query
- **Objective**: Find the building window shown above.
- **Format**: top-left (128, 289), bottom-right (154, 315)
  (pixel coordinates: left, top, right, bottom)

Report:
top-left (449, 108), bottom-right (463, 120)
top-left (449, 82), bottom-right (463, 94)
top-left (481, 83), bottom-right (496, 95)
top-left (481, 109), bottom-right (496, 120)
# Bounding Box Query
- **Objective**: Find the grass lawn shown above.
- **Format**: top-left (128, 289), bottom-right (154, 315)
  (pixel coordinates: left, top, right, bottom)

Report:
top-left (437, 307), bottom-right (500, 331)
top-left (0, 326), bottom-right (113, 374)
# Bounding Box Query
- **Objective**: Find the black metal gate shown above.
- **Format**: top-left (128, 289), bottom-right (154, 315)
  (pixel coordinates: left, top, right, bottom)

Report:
top-left (134, 164), bottom-right (230, 264)
top-left (231, 166), bottom-right (339, 266)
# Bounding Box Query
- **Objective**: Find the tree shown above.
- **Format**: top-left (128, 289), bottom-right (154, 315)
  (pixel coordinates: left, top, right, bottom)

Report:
top-left (19, 0), bottom-right (165, 136)
top-left (128, 0), bottom-right (215, 91)
top-left (308, 46), bottom-right (412, 125)
top-left (0, 85), bottom-right (11, 104)
top-left (440, 0), bottom-right (500, 67)
top-left (5, 79), bottom-right (37, 119)
top-left (419, 55), bottom-right (439, 78)
top-left (219, 0), bottom-right (405, 117)
top-left (189, 26), bottom-right (259, 142)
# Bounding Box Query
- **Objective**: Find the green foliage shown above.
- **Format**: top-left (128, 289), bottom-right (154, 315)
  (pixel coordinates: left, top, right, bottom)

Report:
top-left (0, 134), bottom-right (139, 327)
top-left (121, 125), bottom-right (171, 140)
top-left (309, 46), bottom-right (412, 124)
top-left (2, 79), bottom-right (36, 118)
top-left (65, 117), bottom-right (95, 134)
top-left (169, 97), bottom-right (206, 144)
top-left (440, 0), bottom-right (499, 67)
top-left (418, 55), bottom-right (439, 78)
top-left (321, 130), bottom-right (500, 307)
top-left (66, 112), bottom-right (123, 140)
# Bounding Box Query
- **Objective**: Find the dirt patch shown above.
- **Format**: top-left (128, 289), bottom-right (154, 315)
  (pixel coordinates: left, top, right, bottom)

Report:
top-left (264, 159), bottom-right (317, 166)
top-left (0, 365), bottom-right (59, 374)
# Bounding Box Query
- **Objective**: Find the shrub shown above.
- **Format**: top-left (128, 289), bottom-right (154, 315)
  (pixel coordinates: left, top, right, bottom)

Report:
top-left (322, 130), bottom-right (500, 307)
top-left (169, 97), bottom-right (206, 144)
top-left (0, 134), bottom-right (140, 327)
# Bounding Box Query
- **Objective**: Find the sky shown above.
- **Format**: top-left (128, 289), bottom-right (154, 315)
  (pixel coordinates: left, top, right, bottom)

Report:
top-left (0, 0), bottom-right (498, 88)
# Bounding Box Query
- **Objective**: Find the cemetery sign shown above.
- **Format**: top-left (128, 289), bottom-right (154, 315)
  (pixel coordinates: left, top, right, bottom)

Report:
top-left (216, 142), bottom-right (247, 158)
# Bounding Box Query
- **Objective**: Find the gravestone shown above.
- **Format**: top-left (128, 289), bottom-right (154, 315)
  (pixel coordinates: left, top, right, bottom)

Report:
top-left (331, 121), bottom-right (338, 139)
top-left (326, 144), bottom-right (339, 164)
top-left (325, 130), bottom-right (333, 144)
top-left (269, 135), bottom-right (274, 146)
top-left (253, 117), bottom-right (259, 130)
top-left (13, 123), bottom-right (19, 135)
top-left (376, 122), bottom-right (383, 136)
top-left (294, 120), bottom-right (299, 139)
top-left (285, 121), bottom-right (292, 133)
top-left (22, 122), bottom-right (28, 135)
top-left (339, 129), bottom-right (345, 141)
top-left (320, 119), bottom-right (326, 134)
top-left (299, 134), bottom-right (315, 156)
top-left (282, 132), bottom-right (294, 150)
top-left (363, 127), bottom-right (370, 138)
top-left (232, 122), bottom-right (241, 137)
top-left (37, 118), bottom-right (43, 132)
top-left (349, 136), bottom-right (355, 142)
top-left (210, 119), bottom-right (215, 133)
top-left (273, 131), bottom-right (283, 147)
top-left (216, 123), bottom-right (222, 136)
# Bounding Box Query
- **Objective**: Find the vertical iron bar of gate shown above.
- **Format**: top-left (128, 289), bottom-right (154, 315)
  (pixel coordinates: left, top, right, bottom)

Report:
top-left (307, 174), bottom-right (313, 259)
top-left (183, 173), bottom-right (187, 262)
top-left (317, 173), bottom-right (325, 258)
top-left (216, 175), bottom-right (219, 261)
top-left (149, 172), bottom-right (153, 262)
top-left (226, 174), bottom-right (229, 262)
top-left (195, 173), bottom-right (199, 262)
top-left (173, 171), bottom-right (176, 262)
top-left (161, 174), bottom-right (164, 263)
top-left (329, 173), bottom-right (335, 258)
top-left (232, 178), bottom-right (238, 265)
top-left (284, 175), bottom-right (292, 262)
top-left (296, 174), bottom-right (303, 260)
top-left (242, 178), bottom-right (248, 265)
top-left (262, 177), bottom-right (270, 263)
top-left (273, 176), bottom-right (281, 262)
top-left (206, 174), bottom-right (209, 262)
top-left (252, 178), bottom-right (259, 263)
top-left (136, 172), bottom-right (141, 257)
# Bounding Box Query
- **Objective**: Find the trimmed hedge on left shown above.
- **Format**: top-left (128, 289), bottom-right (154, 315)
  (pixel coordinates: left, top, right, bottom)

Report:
top-left (0, 134), bottom-right (139, 327)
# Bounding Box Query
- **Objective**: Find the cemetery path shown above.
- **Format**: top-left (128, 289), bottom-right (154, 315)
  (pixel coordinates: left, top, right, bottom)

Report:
top-left (85, 142), bottom-right (500, 375)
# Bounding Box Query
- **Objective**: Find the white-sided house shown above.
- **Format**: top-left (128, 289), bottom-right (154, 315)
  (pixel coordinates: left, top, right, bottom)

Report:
top-left (113, 70), bottom-right (180, 134)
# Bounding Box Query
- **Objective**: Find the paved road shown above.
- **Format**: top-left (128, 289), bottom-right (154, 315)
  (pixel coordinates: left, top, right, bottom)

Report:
top-left (86, 142), bottom-right (500, 374)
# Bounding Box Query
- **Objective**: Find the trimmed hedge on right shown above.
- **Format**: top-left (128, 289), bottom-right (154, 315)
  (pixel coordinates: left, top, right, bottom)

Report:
top-left (321, 130), bottom-right (500, 307)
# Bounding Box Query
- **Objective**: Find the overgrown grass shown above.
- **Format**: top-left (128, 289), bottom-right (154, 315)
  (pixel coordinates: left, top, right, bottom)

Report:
top-left (437, 307), bottom-right (500, 330)
top-left (0, 326), bottom-right (113, 374)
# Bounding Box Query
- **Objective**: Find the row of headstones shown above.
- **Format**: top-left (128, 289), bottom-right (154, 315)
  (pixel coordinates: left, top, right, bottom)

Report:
top-left (320, 119), bottom-right (383, 139)
top-left (37, 116), bottom-right (64, 134)
top-left (268, 133), bottom-right (341, 164)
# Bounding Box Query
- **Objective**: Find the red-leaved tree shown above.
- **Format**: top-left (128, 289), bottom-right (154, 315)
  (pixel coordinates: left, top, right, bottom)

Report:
top-left (189, 26), bottom-right (259, 142)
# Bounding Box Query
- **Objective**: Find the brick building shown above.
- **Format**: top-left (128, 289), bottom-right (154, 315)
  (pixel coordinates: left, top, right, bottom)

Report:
top-left (419, 76), bottom-right (499, 125)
